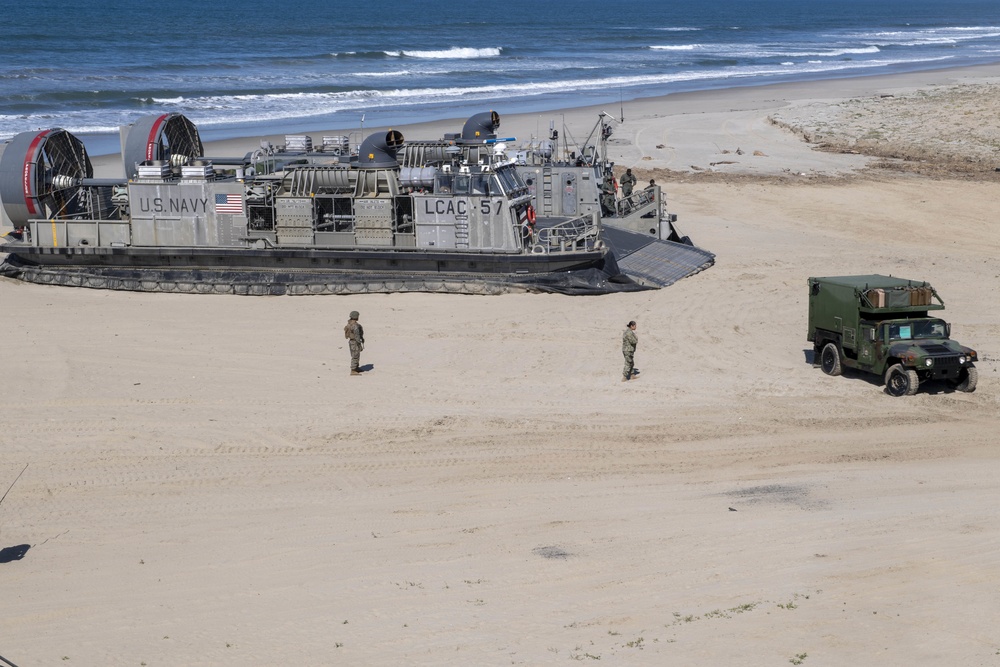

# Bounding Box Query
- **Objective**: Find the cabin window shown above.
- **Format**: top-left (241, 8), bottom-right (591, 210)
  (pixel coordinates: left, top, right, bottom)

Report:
top-left (454, 174), bottom-right (471, 194)
top-left (435, 173), bottom-right (454, 194)
top-left (890, 324), bottom-right (913, 340)
top-left (498, 166), bottom-right (523, 192)
top-left (888, 319), bottom-right (946, 340)
top-left (914, 319), bottom-right (946, 338)
top-left (470, 174), bottom-right (490, 195)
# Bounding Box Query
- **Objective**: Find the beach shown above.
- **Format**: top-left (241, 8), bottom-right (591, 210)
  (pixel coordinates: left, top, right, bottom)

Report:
top-left (2, 64), bottom-right (1000, 666)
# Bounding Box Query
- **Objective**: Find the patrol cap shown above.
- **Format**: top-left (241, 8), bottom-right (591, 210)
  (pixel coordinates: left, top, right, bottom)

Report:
top-left (350, 310), bottom-right (360, 319)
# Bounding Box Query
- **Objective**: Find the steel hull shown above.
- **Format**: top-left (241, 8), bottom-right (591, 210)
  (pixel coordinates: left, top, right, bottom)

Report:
top-left (0, 243), bottom-right (637, 295)
top-left (1, 243), bottom-right (604, 274)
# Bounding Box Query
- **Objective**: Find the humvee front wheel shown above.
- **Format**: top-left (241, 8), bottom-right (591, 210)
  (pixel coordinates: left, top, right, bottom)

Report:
top-left (820, 342), bottom-right (842, 376)
top-left (885, 364), bottom-right (919, 397)
top-left (951, 366), bottom-right (978, 393)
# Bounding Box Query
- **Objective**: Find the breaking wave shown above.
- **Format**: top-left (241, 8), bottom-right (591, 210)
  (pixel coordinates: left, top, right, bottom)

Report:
top-left (384, 47), bottom-right (502, 59)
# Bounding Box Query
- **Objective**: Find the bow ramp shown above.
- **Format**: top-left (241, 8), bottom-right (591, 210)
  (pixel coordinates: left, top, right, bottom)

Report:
top-left (601, 226), bottom-right (715, 288)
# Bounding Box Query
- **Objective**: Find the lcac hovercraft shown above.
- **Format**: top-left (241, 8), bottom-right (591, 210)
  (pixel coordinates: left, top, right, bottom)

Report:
top-left (0, 112), bottom-right (708, 295)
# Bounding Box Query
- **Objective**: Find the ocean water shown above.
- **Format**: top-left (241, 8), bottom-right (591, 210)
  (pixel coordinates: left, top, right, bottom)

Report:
top-left (3, 0), bottom-right (1000, 154)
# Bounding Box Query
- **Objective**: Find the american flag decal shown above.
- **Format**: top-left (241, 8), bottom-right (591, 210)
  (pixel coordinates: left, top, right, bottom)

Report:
top-left (215, 193), bottom-right (243, 215)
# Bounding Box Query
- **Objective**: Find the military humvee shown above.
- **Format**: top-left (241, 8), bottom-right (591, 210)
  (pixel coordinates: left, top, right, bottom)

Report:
top-left (807, 275), bottom-right (978, 396)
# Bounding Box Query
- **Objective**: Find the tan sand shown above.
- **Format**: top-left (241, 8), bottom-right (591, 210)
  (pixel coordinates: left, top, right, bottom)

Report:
top-left (2, 65), bottom-right (999, 666)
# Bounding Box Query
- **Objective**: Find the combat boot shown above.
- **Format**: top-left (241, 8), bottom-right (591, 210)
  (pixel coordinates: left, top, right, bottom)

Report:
top-left (351, 369), bottom-right (362, 376)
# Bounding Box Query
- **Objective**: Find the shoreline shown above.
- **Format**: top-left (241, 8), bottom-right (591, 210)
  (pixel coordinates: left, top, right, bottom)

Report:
top-left (74, 58), bottom-right (1000, 153)
top-left (85, 61), bottom-right (1000, 182)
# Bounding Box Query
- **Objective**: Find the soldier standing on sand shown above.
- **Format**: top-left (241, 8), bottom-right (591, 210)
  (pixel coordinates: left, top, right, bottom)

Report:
top-left (620, 168), bottom-right (637, 198)
top-left (622, 320), bottom-right (638, 382)
top-left (345, 310), bottom-right (365, 375)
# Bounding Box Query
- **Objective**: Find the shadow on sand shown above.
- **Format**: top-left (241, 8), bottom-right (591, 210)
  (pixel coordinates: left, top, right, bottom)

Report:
top-left (801, 348), bottom-right (967, 395)
top-left (0, 544), bottom-right (30, 563)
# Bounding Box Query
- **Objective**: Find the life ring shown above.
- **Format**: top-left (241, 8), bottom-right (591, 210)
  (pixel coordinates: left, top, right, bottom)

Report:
top-left (526, 204), bottom-right (536, 225)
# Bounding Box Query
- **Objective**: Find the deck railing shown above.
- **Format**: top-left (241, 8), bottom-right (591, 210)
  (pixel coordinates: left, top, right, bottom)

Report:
top-left (533, 214), bottom-right (599, 252)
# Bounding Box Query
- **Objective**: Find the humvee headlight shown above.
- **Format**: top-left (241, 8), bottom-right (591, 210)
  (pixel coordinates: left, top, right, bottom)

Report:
top-left (924, 358), bottom-right (934, 367)
top-left (959, 355), bottom-right (967, 364)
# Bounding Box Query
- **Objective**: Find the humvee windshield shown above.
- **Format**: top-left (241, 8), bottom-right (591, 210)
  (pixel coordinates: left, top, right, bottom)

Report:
top-left (887, 318), bottom-right (947, 341)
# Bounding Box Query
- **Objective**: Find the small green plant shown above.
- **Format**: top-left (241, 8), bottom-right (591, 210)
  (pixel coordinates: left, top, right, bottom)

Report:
top-left (624, 637), bottom-right (644, 649)
top-left (790, 652), bottom-right (808, 665)
top-left (669, 612), bottom-right (699, 626)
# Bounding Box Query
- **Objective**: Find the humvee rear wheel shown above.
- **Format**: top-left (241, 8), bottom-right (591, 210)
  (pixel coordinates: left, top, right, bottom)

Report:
top-left (885, 364), bottom-right (919, 397)
top-left (951, 366), bottom-right (978, 393)
top-left (820, 342), bottom-right (842, 376)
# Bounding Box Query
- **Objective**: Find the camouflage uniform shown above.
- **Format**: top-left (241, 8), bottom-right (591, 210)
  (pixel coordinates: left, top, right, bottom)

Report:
top-left (620, 169), bottom-right (637, 197)
top-left (600, 176), bottom-right (617, 216)
top-left (344, 311), bottom-right (365, 374)
top-left (622, 323), bottom-right (638, 381)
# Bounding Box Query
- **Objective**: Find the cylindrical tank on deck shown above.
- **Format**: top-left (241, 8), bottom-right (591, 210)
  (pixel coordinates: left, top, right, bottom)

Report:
top-left (402, 144), bottom-right (452, 164)
top-left (400, 166), bottom-right (438, 189)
